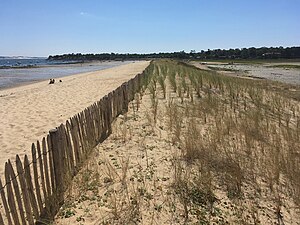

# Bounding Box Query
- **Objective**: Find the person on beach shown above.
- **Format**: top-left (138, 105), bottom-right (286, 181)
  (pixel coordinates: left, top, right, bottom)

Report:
top-left (49, 79), bottom-right (55, 84)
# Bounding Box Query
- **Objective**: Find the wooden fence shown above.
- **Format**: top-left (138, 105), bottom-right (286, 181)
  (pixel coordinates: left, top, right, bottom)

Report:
top-left (0, 63), bottom-right (154, 225)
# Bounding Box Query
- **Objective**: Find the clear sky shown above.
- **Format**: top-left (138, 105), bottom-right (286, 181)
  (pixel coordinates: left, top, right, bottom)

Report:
top-left (0, 0), bottom-right (299, 56)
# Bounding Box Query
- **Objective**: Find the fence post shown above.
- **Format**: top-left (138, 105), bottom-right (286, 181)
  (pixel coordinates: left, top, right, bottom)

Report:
top-left (0, 177), bottom-right (12, 225)
top-left (0, 211), bottom-right (4, 225)
top-left (15, 155), bottom-right (34, 225)
top-left (49, 128), bottom-right (64, 205)
top-left (36, 141), bottom-right (47, 205)
top-left (7, 160), bottom-right (26, 225)
top-left (5, 162), bottom-right (21, 225)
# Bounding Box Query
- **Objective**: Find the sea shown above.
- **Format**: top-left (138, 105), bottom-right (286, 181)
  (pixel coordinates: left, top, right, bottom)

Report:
top-left (0, 57), bottom-right (131, 89)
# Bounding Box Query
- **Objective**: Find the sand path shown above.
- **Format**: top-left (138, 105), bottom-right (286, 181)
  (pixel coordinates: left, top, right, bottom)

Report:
top-left (0, 61), bottom-right (149, 174)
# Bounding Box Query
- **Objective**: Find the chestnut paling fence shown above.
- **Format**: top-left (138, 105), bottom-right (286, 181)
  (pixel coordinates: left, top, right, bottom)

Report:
top-left (0, 64), bottom-right (153, 225)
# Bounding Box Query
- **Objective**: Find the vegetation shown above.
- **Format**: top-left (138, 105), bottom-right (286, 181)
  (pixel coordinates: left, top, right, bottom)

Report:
top-left (56, 60), bottom-right (300, 224)
top-left (267, 64), bottom-right (300, 70)
top-left (48, 46), bottom-right (300, 61)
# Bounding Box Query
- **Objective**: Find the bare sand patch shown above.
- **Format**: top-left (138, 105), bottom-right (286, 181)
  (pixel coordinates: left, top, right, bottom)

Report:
top-left (191, 61), bottom-right (300, 85)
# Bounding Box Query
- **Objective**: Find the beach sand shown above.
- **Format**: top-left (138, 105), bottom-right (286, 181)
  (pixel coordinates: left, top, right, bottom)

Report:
top-left (0, 61), bottom-right (150, 175)
top-left (191, 61), bottom-right (300, 85)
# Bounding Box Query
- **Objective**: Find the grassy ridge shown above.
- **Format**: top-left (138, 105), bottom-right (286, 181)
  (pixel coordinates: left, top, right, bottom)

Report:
top-left (56, 60), bottom-right (300, 224)
top-left (267, 64), bottom-right (300, 69)
top-left (151, 59), bottom-right (300, 222)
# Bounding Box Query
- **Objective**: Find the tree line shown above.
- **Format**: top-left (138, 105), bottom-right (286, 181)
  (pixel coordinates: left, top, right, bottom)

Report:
top-left (48, 46), bottom-right (300, 61)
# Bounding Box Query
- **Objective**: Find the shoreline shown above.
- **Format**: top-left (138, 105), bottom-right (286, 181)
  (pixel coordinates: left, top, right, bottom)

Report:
top-left (0, 60), bottom-right (134, 90)
top-left (190, 61), bottom-right (300, 85)
top-left (0, 59), bottom-right (140, 70)
top-left (0, 61), bottom-right (150, 175)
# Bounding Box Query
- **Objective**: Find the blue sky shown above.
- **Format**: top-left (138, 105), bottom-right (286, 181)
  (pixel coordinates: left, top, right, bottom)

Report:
top-left (0, 0), bottom-right (299, 56)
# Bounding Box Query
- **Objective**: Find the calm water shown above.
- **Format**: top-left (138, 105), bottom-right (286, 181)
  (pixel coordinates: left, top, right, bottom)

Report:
top-left (0, 58), bottom-right (131, 89)
top-left (0, 57), bottom-right (48, 67)
top-left (0, 57), bottom-right (81, 67)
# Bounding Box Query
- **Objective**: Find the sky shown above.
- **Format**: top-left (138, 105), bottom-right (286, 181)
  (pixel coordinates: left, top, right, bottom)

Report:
top-left (0, 0), bottom-right (299, 57)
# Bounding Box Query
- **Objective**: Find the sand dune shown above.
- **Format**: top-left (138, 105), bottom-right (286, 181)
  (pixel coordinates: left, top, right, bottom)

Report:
top-left (0, 61), bottom-right (149, 174)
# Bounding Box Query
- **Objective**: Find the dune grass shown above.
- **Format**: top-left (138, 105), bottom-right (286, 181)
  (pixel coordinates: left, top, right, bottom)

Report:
top-left (267, 64), bottom-right (300, 70)
top-left (55, 60), bottom-right (300, 224)
top-left (151, 59), bottom-right (300, 223)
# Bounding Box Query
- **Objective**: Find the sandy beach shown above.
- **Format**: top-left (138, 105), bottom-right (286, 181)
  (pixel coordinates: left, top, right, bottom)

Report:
top-left (0, 61), bottom-right (149, 175)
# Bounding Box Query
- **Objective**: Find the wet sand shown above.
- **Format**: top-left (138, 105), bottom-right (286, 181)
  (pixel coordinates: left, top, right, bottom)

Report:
top-left (191, 61), bottom-right (300, 85)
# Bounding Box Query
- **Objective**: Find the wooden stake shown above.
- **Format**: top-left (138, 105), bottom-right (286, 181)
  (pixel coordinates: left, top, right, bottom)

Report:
top-left (7, 160), bottom-right (27, 225)
top-left (16, 155), bottom-right (34, 225)
top-left (5, 162), bottom-right (21, 225)
top-left (31, 143), bottom-right (43, 212)
top-left (0, 177), bottom-right (13, 225)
